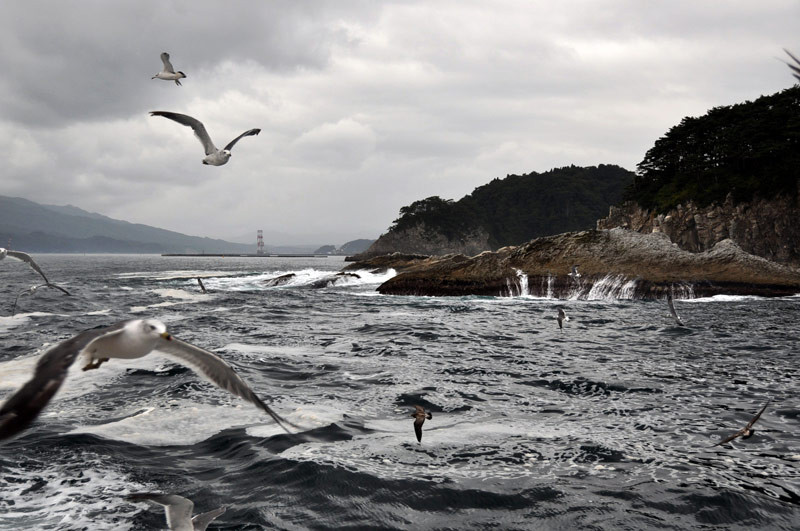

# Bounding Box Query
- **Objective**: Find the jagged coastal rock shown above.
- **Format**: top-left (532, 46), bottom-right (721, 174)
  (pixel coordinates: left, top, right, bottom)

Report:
top-left (352, 229), bottom-right (800, 298)
top-left (597, 191), bottom-right (800, 266)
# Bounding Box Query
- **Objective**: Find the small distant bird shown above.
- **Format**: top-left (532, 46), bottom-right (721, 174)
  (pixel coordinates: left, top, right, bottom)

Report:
top-left (783, 49), bottom-right (800, 82)
top-left (0, 319), bottom-right (299, 441)
top-left (12, 284), bottom-right (70, 315)
top-left (666, 290), bottom-right (684, 326)
top-left (411, 405), bottom-right (432, 443)
top-left (714, 400), bottom-right (771, 447)
top-left (568, 265), bottom-right (581, 279)
top-left (0, 248), bottom-right (70, 296)
top-left (197, 278), bottom-right (207, 293)
top-left (152, 52), bottom-right (187, 86)
top-left (127, 492), bottom-right (225, 531)
top-left (150, 111), bottom-right (261, 166)
top-left (557, 308), bottom-right (569, 330)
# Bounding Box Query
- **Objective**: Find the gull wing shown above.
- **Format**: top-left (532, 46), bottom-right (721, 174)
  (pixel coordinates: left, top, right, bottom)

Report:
top-left (223, 128), bottom-right (261, 152)
top-left (666, 292), bottom-right (684, 326)
top-left (714, 428), bottom-right (745, 447)
top-left (192, 506), bottom-right (227, 530)
top-left (784, 49), bottom-right (800, 82)
top-left (150, 111), bottom-right (218, 155)
top-left (154, 336), bottom-right (300, 433)
top-left (160, 52), bottom-right (176, 74)
top-left (413, 416), bottom-right (424, 442)
top-left (6, 250), bottom-right (50, 284)
top-left (128, 492), bottom-right (194, 531)
top-left (744, 400), bottom-right (770, 430)
top-left (0, 322), bottom-right (128, 441)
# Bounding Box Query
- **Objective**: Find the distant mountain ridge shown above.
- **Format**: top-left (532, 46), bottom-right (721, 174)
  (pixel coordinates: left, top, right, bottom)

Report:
top-left (0, 195), bottom-right (253, 253)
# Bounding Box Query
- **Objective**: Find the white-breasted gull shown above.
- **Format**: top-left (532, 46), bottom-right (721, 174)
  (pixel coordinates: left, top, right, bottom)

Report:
top-left (127, 492), bottom-right (225, 531)
top-left (150, 111), bottom-right (261, 166)
top-left (152, 52), bottom-right (186, 86)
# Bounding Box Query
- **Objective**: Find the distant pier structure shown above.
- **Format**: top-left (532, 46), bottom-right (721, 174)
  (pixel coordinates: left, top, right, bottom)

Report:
top-left (256, 230), bottom-right (265, 255)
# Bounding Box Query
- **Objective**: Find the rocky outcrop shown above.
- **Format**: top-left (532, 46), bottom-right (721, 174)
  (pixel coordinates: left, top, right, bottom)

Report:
top-left (597, 191), bottom-right (800, 266)
top-left (354, 229), bottom-right (800, 298)
top-left (350, 223), bottom-right (491, 261)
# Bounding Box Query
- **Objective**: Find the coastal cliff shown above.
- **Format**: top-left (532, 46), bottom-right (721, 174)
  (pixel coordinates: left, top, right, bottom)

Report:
top-left (348, 229), bottom-right (800, 298)
top-left (597, 191), bottom-right (800, 266)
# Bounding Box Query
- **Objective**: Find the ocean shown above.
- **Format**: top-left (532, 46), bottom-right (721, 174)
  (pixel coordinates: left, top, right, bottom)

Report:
top-left (0, 254), bottom-right (798, 530)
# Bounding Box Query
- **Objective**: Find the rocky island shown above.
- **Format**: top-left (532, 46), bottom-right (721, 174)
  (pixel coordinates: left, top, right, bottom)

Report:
top-left (346, 228), bottom-right (800, 298)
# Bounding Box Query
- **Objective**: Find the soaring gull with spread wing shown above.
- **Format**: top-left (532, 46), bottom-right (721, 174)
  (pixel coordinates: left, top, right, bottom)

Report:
top-left (0, 248), bottom-right (70, 296)
top-left (783, 49), bottom-right (800, 82)
top-left (152, 52), bottom-right (186, 86)
top-left (127, 492), bottom-right (225, 531)
top-left (150, 111), bottom-right (260, 166)
top-left (0, 319), bottom-right (299, 441)
top-left (714, 400), bottom-right (771, 447)
top-left (666, 289), bottom-right (684, 327)
top-left (411, 405), bottom-right (432, 443)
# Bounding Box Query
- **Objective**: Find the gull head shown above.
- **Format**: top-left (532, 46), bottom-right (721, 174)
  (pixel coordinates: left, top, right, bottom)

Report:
top-left (140, 319), bottom-right (171, 341)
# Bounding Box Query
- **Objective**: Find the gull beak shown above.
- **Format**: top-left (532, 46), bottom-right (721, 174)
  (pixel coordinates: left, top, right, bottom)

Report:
top-left (160, 332), bottom-right (172, 341)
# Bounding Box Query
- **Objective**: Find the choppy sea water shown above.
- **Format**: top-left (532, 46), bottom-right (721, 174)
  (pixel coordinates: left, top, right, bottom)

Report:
top-left (0, 254), bottom-right (798, 530)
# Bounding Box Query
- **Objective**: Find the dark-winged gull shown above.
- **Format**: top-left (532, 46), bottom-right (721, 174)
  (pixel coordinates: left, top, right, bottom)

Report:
top-left (127, 492), bottom-right (225, 531)
top-left (0, 319), bottom-right (300, 441)
top-left (152, 52), bottom-right (187, 86)
top-left (568, 265), bottom-right (581, 279)
top-left (150, 111), bottom-right (261, 166)
top-left (197, 278), bottom-right (207, 293)
top-left (0, 248), bottom-right (70, 296)
top-left (12, 284), bottom-right (71, 315)
top-left (783, 49), bottom-right (800, 82)
top-left (411, 405), bottom-right (432, 443)
top-left (557, 308), bottom-right (569, 331)
top-left (714, 399), bottom-right (770, 447)
top-left (666, 290), bottom-right (684, 326)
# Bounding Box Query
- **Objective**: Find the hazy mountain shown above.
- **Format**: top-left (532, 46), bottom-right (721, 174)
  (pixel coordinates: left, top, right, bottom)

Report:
top-left (0, 195), bottom-right (253, 253)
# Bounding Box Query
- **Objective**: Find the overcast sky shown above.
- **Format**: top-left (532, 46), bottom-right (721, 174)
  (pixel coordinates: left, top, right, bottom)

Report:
top-left (1, 1), bottom-right (797, 245)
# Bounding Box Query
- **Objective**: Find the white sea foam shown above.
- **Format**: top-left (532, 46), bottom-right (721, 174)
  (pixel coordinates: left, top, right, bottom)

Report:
top-left (130, 288), bottom-right (208, 312)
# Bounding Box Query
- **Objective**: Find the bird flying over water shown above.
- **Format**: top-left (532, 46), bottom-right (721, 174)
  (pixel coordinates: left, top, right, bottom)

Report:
top-left (152, 52), bottom-right (186, 86)
top-left (0, 248), bottom-right (70, 296)
top-left (568, 265), bottom-right (581, 279)
top-left (714, 400), bottom-right (770, 447)
top-left (197, 278), bottom-right (207, 293)
top-left (783, 49), bottom-right (800, 82)
top-left (411, 405), bottom-right (432, 443)
top-left (150, 111), bottom-right (261, 166)
top-left (557, 308), bottom-right (569, 330)
top-left (666, 290), bottom-right (684, 327)
top-left (127, 492), bottom-right (225, 531)
top-left (0, 319), bottom-right (299, 441)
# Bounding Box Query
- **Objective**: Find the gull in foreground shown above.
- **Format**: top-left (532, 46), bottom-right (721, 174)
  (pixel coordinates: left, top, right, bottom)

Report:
top-left (557, 308), bottom-right (569, 331)
top-left (150, 111), bottom-right (261, 166)
top-left (152, 52), bottom-right (186, 86)
top-left (411, 405), bottom-right (432, 443)
top-left (714, 399), bottom-right (771, 447)
top-left (0, 248), bottom-right (70, 296)
top-left (127, 492), bottom-right (225, 531)
top-left (666, 290), bottom-right (684, 327)
top-left (0, 319), bottom-right (299, 441)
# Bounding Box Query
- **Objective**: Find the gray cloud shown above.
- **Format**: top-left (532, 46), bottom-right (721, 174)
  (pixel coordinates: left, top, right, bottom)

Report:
top-left (0, 1), bottom-right (796, 244)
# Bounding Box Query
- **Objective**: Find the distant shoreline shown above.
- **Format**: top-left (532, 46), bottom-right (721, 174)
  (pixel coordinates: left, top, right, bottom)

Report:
top-left (161, 253), bottom-right (330, 258)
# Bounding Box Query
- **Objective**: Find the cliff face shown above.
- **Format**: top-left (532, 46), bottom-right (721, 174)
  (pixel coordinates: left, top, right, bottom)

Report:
top-left (351, 229), bottom-right (800, 298)
top-left (353, 223), bottom-right (491, 260)
top-left (598, 192), bottom-right (800, 267)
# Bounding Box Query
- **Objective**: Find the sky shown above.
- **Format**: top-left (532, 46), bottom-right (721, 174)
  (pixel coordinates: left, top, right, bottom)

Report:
top-left (1, 1), bottom-right (797, 245)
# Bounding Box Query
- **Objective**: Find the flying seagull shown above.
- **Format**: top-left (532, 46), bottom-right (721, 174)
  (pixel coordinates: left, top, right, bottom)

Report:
top-left (127, 492), bottom-right (225, 531)
top-left (0, 248), bottom-right (70, 296)
top-left (149, 111), bottom-right (261, 166)
top-left (152, 52), bottom-right (187, 86)
top-left (666, 290), bottom-right (684, 326)
top-left (783, 49), bottom-right (800, 82)
top-left (0, 319), bottom-right (300, 441)
top-left (197, 278), bottom-right (207, 293)
top-left (714, 400), bottom-right (771, 447)
top-left (568, 265), bottom-right (581, 279)
top-left (411, 405), bottom-right (432, 443)
top-left (557, 308), bottom-right (569, 330)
